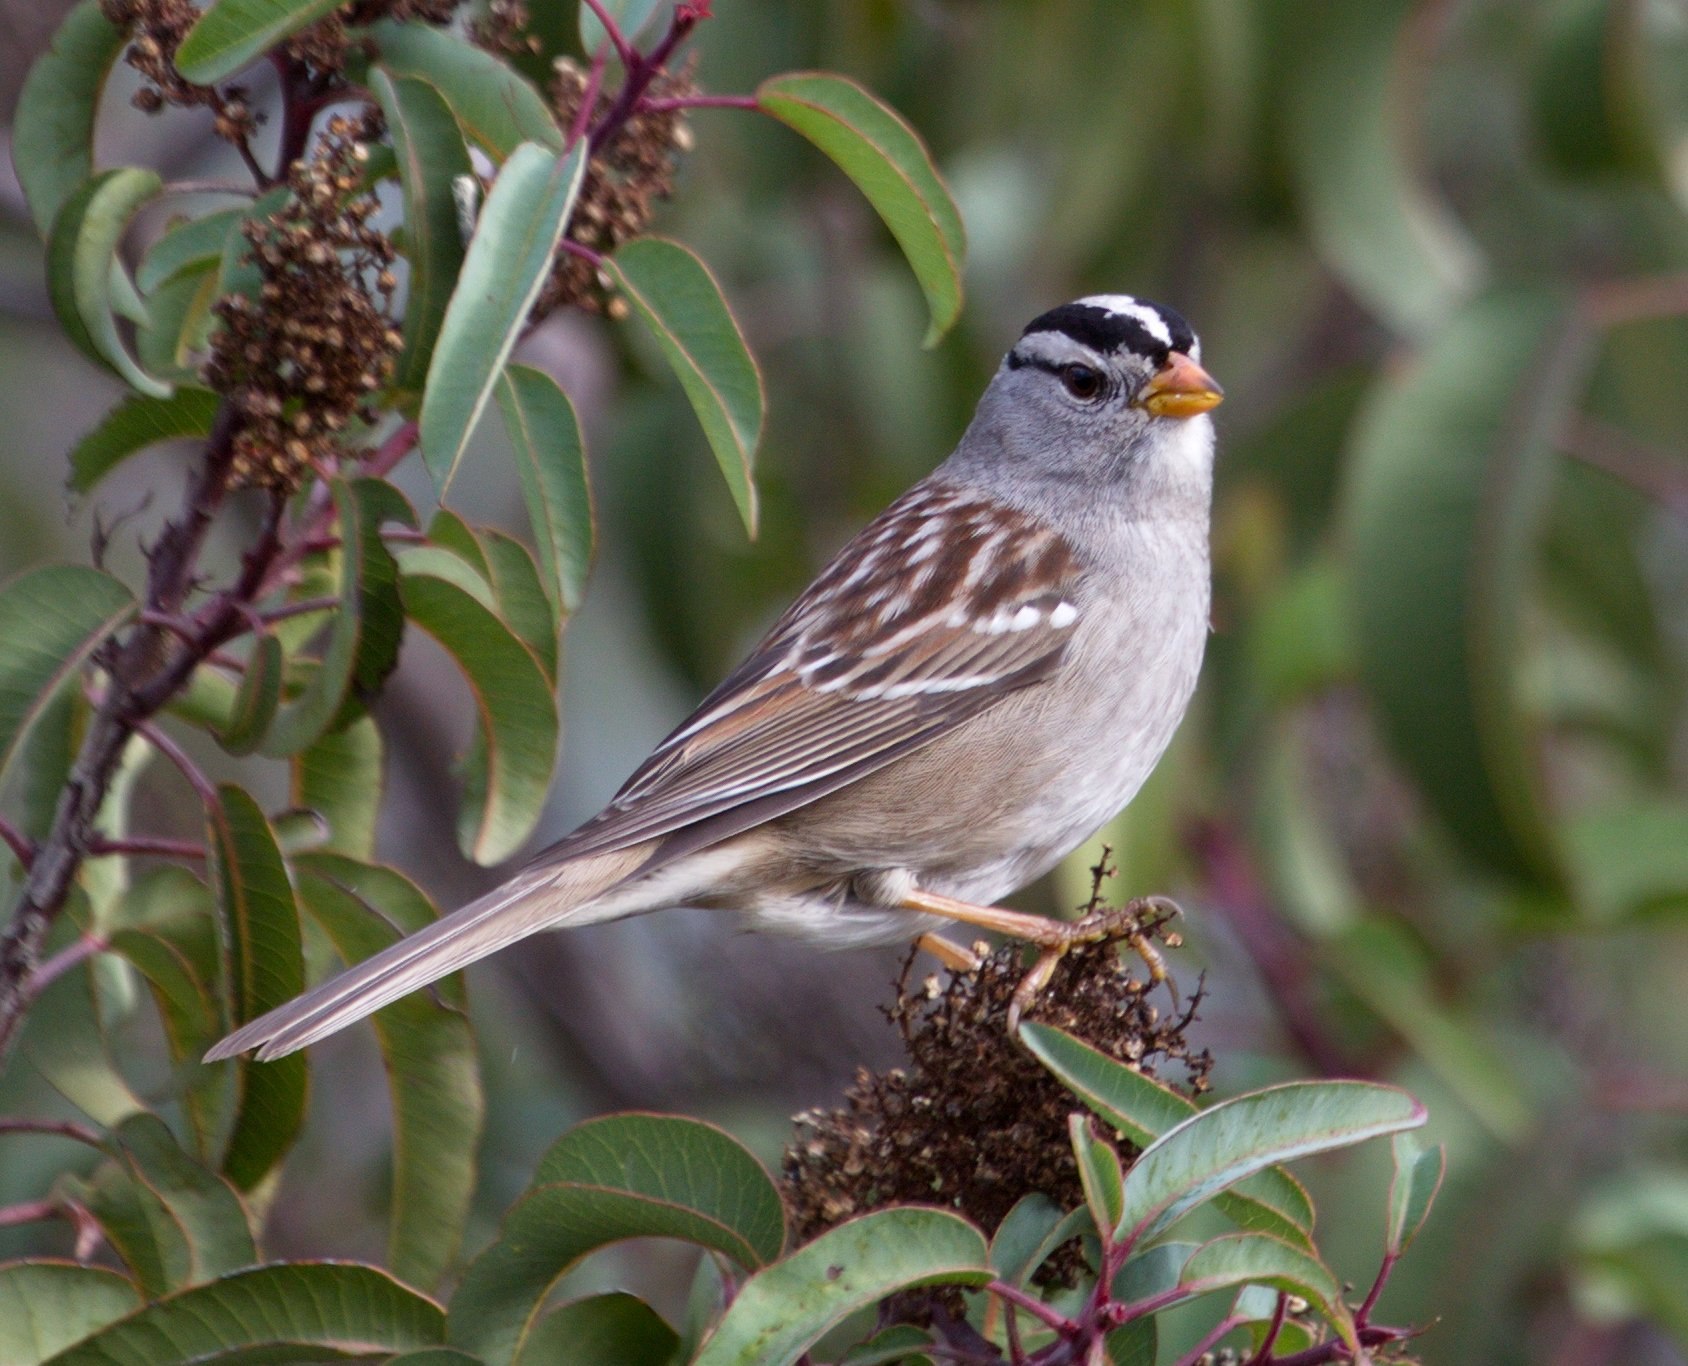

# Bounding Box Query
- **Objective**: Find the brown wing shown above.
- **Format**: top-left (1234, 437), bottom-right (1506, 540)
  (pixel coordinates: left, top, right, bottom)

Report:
top-left (532, 480), bottom-right (1087, 866)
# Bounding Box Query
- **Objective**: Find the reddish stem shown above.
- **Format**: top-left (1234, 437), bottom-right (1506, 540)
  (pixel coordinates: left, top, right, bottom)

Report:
top-left (87, 835), bottom-right (206, 860)
top-left (0, 817), bottom-right (32, 869)
top-left (987, 1281), bottom-right (1078, 1337)
top-left (0, 1117), bottom-right (104, 1147)
top-left (578, 0), bottom-right (636, 67)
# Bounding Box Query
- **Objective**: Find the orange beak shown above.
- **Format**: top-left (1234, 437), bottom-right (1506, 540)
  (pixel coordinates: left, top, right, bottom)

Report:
top-left (1136, 351), bottom-right (1224, 419)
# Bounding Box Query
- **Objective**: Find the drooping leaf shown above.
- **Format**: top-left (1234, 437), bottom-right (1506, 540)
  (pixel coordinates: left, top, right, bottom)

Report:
top-left (450, 1114), bottom-right (783, 1365)
top-left (215, 635), bottom-right (283, 757)
top-left (988, 1193), bottom-right (1067, 1287)
top-left (0, 1263), bottom-right (140, 1365)
top-left (609, 238), bottom-right (763, 535)
top-left (207, 785), bottom-right (307, 1191)
top-left (1070, 1113), bottom-right (1126, 1234)
top-left (496, 365), bottom-right (594, 614)
top-left (372, 70), bottom-right (474, 391)
top-left (13, 0), bottom-right (127, 235)
top-left (0, 566), bottom-right (134, 786)
top-left (1020, 1024), bottom-right (1315, 1247)
top-left (1343, 288), bottom-right (1593, 886)
top-left (1116, 1081), bottom-right (1425, 1248)
top-left (479, 531), bottom-right (558, 684)
top-left (67, 389), bottom-right (222, 496)
top-left (137, 207), bottom-right (250, 294)
top-left (398, 570), bottom-right (557, 864)
top-left (1167, 1234), bottom-right (1355, 1348)
top-left (39, 1263), bottom-right (444, 1365)
top-left (692, 1209), bottom-right (990, 1366)
top-left (292, 715), bottom-right (384, 860)
top-left (368, 21), bottom-right (563, 156)
top-left (1283, 0), bottom-right (1481, 335)
top-left (420, 142), bottom-right (586, 491)
top-left (174, 0), bottom-right (344, 85)
top-left (512, 1293), bottom-right (678, 1366)
top-left (46, 168), bottom-right (171, 397)
top-left (293, 854), bottom-right (482, 1291)
top-left (1386, 1133), bottom-right (1447, 1258)
top-left (757, 72), bottom-right (966, 345)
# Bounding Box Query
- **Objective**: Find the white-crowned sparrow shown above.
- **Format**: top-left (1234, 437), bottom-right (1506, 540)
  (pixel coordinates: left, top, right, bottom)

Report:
top-left (210, 294), bottom-right (1222, 1061)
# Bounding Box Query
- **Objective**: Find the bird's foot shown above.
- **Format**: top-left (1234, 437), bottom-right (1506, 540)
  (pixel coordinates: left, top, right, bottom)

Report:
top-left (901, 889), bottom-right (1184, 1030)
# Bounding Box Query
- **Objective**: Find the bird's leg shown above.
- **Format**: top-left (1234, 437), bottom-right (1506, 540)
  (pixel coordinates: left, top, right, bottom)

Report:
top-left (916, 932), bottom-right (984, 973)
top-left (901, 889), bottom-right (1183, 1029)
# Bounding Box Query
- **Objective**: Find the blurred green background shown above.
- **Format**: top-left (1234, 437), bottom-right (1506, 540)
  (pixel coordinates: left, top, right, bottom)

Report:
top-left (3, 1), bottom-right (1687, 1361)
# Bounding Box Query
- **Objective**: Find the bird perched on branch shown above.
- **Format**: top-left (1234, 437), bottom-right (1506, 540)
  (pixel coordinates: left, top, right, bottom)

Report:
top-left (209, 294), bottom-right (1222, 1062)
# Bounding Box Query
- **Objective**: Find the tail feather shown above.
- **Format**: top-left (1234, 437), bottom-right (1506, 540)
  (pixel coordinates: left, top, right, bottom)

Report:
top-left (205, 846), bottom-right (648, 1062)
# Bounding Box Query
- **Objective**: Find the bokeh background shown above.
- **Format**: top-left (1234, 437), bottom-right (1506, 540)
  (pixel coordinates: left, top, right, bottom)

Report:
top-left (3, 2), bottom-right (1687, 1361)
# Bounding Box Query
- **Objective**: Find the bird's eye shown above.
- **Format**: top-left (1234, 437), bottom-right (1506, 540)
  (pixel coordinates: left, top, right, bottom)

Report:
top-left (1060, 363), bottom-right (1104, 401)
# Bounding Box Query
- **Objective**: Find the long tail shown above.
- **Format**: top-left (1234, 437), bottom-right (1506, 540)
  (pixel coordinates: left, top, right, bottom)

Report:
top-left (205, 844), bottom-right (651, 1062)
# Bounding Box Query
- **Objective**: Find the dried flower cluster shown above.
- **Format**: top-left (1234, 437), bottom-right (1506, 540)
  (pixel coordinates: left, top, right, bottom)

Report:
top-left (470, 0), bottom-right (541, 58)
top-left (283, 0), bottom-right (459, 80)
top-left (204, 112), bottom-right (400, 491)
top-left (782, 875), bottom-right (1211, 1289)
top-left (101, 0), bottom-right (256, 143)
top-left (536, 58), bottom-right (697, 318)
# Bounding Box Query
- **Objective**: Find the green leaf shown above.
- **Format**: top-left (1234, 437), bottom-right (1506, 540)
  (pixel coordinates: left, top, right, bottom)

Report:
top-left (757, 73), bottom-right (966, 346)
top-left (579, 0), bottom-right (664, 57)
top-left (262, 479), bottom-right (399, 757)
top-left (292, 714), bottom-right (384, 860)
top-left (399, 571), bottom-right (558, 864)
top-left (1386, 1133), bottom-right (1446, 1259)
top-left (1283, 0), bottom-right (1481, 334)
top-left (137, 207), bottom-right (250, 294)
top-left (478, 530), bottom-right (559, 684)
top-left (1343, 288), bottom-right (1593, 886)
top-left (215, 636), bottom-right (283, 756)
top-left (67, 389), bottom-right (222, 496)
top-left (1169, 1234), bottom-right (1354, 1347)
top-left (0, 1263), bottom-right (140, 1365)
top-left (13, 0), bottom-right (127, 235)
top-left (1070, 1113), bottom-right (1125, 1234)
top-left (372, 70), bottom-right (474, 391)
top-left (609, 238), bottom-right (764, 535)
top-left (1019, 1024), bottom-right (1315, 1247)
top-left (174, 0), bottom-right (344, 85)
top-left (1567, 798), bottom-right (1688, 921)
top-left (988, 1193), bottom-right (1067, 1286)
top-left (369, 21), bottom-right (563, 156)
top-left (293, 854), bottom-right (483, 1292)
top-left (512, 1294), bottom-right (677, 1366)
top-left (450, 1113), bottom-right (783, 1365)
top-left (420, 142), bottom-right (586, 492)
top-left (134, 269), bottom-right (222, 382)
top-left (39, 1263), bottom-right (444, 1365)
top-left (0, 566), bottom-right (135, 786)
top-left (1531, 0), bottom-right (1664, 183)
top-left (47, 168), bottom-right (171, 397)
top-left (496, 365), bottom-right (594, 614)
top-left (1116, 1081), bottom-right (1425, 1248)
top-left (692, 1209), bottom-right (990, 1366)
top-left (839, 1325), bottom-right (939, 1366)
top-left (101, 1113), bottom-right (258, 1292)
top-left (208, 785), bottom-right (307, 1191)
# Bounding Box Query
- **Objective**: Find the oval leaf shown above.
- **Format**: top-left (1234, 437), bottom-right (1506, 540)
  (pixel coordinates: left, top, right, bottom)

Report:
top-left (450, 1113), bottom-right (783, 1365)
top-left (1071, 1113), bottom-right (1125, 1234)
top-left (40, 1263), bottom-right (444, 1365)
top-left (1342, 288), bottom-right (1593, 886)
top-left (207, 784), bottom-right (307, 1191)
top-left (1386, 1133), bottom-right (1446, 1258)
top-left (0, 1263), bottom-right (140, 1364)
top-left (399, 571), bottom-right (558, 863)
top-left (692, 1208), bottom-right (990, 1366)
top-left (293, 854), bottom-right (484, 1292)
top-left (420, 141), bottom-right (586, 492)
top-left (1169, 1234), bottom-right (1354, 1347)
top-left (757, 72), bottom-right (965, 346)
top-left (608, 238), bottom-right (763, 535)
top-left (47, 168), bottom-right (171, 398)
top-left (513, 1293), bottom-right (678, 1366)
top-left (372, 69), bottom-right (474, 391)
top-left (369, 21), bottom-right (563, 156)
top-left (1019, 1023), bottom-right (1315, 1247)
top-left (496, 365), bottom-right (594, 614)
top-left (292, 714), bottom-right (384, 860)
top-left (1117, 1080), bottom-right (1425, 1248)
top-left (68, 388), bottom-right (222, 495)
top-left (0, 565), bottom-right (135, 785)
top-left (174, 0), bottom-right (343, 85)
top-left (13, 0), bottom-right (127, 235)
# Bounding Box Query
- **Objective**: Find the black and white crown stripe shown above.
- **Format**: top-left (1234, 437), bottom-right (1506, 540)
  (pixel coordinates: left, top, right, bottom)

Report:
top-left (1011, 294), bottom-right (1199, 371)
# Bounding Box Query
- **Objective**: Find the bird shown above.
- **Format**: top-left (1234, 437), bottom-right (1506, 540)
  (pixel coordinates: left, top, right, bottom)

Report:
top-left (208, 293), bottom-right (1222, 1063)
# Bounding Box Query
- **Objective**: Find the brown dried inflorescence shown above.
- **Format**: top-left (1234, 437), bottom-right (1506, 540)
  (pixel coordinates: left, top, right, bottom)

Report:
top-left (470, 0), bottom-right (542, 58)
top-left (536, 58), bottom-right (696, 318)
top-left (284, 0), bottom-right (459, 80)
top-left (782, 873), bottom-right (1211, 1289)
top-left (101, 0), bottom-right (256, 143)
top-left (204, 112), bottom-right (400, 492)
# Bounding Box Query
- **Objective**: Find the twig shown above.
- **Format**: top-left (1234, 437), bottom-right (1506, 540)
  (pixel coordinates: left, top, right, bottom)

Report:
top-left (1244, 1293), bottom-right (1288, 1365)
top-left (1356, 1250), bottom-right (1399, 1324)
top-left (1170, 1316), bottom-right (1245, 1366)
top-left (1562, 414), bottom-right (1688, 516)
top-left (987, 1281), bottom-right (1077, 1336)
top-left (0, 817), bottom-right (33, 869)
top-left (0, 1196), bottom-right (104, 1260)
top-left (87, 835), bottom-right (206, 861)
top-left (1583, 272), bottom-right (1688, 329)
top-left (0, 1117), bottom-right (104, 1147)
top-left (22, 933), bottom-right (107, 1004)
top-left (567, 46), bottom-right (610, 151)
top-left (260, 595), bottom-right (338, 624)
top-left (578, 0), bottom-right (636, 67)
top-left (588, 5), bottom-right (706, 155)
top-left (135, 720), bottom-right (217, 805)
